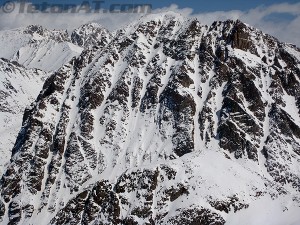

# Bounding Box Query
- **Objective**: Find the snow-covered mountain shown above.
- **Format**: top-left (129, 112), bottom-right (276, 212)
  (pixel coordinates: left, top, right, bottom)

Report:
top-left (0, 25), bottom-right (83, 72)
top-left (71, 23), bottom-right (112, 49)
top-left (0, 58), bottom-right (47, 176)
top-left (0, 23), bottom-right (112, 177)
top-left (0, 12), bottom-right (300, 224)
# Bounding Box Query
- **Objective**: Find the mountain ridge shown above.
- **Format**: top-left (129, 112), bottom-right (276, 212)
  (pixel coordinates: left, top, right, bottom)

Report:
top-left (0, 13), bottom-right (299, 224)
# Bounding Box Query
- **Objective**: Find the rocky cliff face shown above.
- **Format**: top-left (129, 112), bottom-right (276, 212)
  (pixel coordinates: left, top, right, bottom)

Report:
top-left (0, 12), bottom-right (300, 224)
top-left (71, 23), bottom-right (112, 49)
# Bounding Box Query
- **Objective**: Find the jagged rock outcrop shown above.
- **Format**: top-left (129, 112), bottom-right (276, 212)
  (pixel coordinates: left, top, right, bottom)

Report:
top-left (71, 23), bottom-right (112, 49)
top-left (0, 12), bottom-right (300, 224)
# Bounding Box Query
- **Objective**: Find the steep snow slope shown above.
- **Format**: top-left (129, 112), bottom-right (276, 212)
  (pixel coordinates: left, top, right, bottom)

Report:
top-left (0, 23), bottom-right (112, 176)
top-left (225, 195), bottom-right (300, 225)
top-left (0, 12), bottom-right (300, 224)
top-left (0, 58), bottom-right (47, 176)
top-left (0, 25), bottom-right (83, 72)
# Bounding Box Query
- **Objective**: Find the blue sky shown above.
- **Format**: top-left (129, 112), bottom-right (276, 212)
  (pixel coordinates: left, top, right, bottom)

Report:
top-left (154, 0), bottom-right (300, 11)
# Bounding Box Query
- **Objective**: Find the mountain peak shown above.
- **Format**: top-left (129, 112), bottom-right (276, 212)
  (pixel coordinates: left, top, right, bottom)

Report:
top-left (71, 22), bottom-right (112, 49)
top-left (0, 13), bottom-right (300, 225)
top-left (23, 24), bottom-right (69, 42)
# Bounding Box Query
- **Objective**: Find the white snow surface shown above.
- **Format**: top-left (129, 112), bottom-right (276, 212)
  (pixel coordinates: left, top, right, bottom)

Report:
top-left (0, 59), bottom-right (47, 176)
top-left (225, 195), bottom-right (300, 225)
top-left (0, 13), bottom-right (300, 225)
top-left (0, 26), bottom-right (83, 72)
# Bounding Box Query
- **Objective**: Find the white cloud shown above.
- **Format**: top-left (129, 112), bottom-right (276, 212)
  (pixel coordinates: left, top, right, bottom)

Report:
top-left (152, 3), bottom-right (300, 46)
top-left (0, 2), bottom-right (300, 46)
top-left (0, 2), bottom-right (143, 31)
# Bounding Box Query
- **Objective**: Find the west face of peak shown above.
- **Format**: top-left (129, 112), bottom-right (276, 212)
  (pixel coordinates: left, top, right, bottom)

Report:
top-left (0, 14), bottom-right (300, 225)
